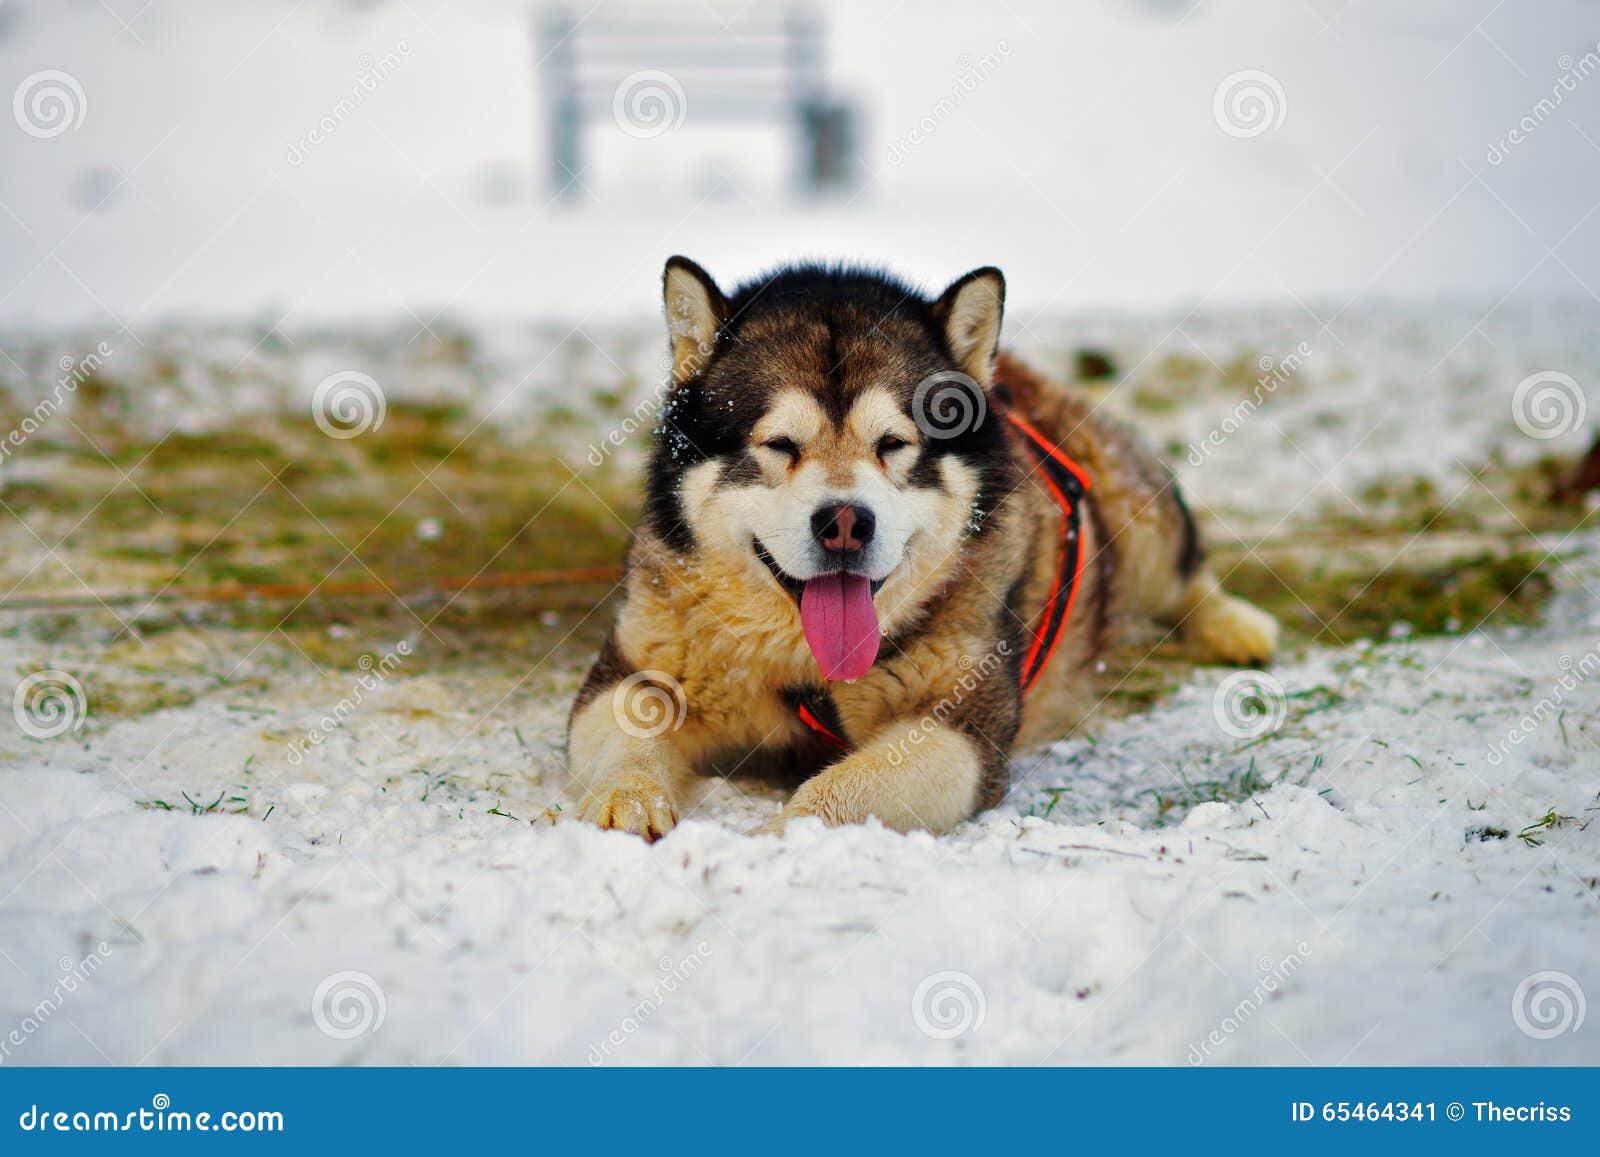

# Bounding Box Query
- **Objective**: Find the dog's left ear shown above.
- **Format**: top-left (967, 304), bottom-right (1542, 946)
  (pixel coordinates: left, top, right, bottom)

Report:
top-left (663, 255), bottom-right (729, 383)
top-left (932, 267), bottom-right (1005, 386)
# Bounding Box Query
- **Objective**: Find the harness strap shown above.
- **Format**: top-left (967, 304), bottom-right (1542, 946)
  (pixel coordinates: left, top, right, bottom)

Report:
top-left (796, 702), bottom-right (850, 750)
top-left (784, 687), bottom-right (852, 751)
top-left (791, 407), bottom-right (1091, 750)
top-left (1005, 410), bottom-right (1091, 695)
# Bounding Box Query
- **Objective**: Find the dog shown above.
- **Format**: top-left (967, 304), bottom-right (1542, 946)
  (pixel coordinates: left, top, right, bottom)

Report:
top-left (566, 258), bottom-right (1279, 839)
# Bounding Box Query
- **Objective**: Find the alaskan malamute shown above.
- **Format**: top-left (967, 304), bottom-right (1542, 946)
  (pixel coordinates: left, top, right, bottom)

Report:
top-left (568, 258), bottom-right (1278, 839)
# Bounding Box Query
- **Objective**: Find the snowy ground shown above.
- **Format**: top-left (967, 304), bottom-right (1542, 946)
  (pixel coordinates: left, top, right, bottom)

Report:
top-left (1, 301), bottom-right (1597, 1065)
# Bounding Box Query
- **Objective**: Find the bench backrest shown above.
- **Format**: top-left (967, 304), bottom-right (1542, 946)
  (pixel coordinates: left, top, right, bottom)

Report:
top-left (539, 6), bottom-right (824, 121)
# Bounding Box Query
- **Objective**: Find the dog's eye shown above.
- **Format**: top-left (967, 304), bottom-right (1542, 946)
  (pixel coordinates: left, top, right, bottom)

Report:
top-left (876, 434), bottom-right (911, 458)
top-left (761, 436), bottom-right (800, 460)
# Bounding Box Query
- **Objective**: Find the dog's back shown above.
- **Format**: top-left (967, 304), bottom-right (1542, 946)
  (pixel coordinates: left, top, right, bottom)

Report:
top-left (993, 352), bottom-right (1278, 745)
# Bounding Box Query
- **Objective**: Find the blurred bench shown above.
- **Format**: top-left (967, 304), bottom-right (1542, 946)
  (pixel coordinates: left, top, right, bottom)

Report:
top-left (537, 5), bottom-right (859, 198)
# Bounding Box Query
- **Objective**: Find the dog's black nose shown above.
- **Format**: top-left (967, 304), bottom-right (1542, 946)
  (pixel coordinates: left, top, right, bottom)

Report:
top-left (811, 504), bottom-right (875, 554)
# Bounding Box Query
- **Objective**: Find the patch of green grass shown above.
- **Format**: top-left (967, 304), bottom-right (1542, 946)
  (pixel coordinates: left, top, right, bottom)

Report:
top-left (1127, 348), bottom-right (1308, 417)
top-left (4, 406), bottom-right (634, 603)
top-left (85, 676), bottom-right (200, 719)
top-left (1518, 807), bottom-right (1577, 847)
top-left (1221, 549), bottom-right (1553, 646)
top-left (1136, 755), bottom-right (1282, 818)
top-left (136, 788), bottom-right (250, 816)
top-left (1020, 785), bottom-right (1075, 821)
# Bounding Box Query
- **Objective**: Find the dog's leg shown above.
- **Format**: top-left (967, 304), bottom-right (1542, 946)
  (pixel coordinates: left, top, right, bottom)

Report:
top-left (758, 726), bottom-right (988, 835)
top-left (567, 685), bottom-right (690, 842)
top-left (1170, 567), bottom-right (1280, 666)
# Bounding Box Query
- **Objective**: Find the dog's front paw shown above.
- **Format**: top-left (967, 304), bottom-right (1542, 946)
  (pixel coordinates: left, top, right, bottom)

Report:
top-left (579, 775), bottom-right (678, 842)
top-left (1188, 594), bottom-right (1280, 666)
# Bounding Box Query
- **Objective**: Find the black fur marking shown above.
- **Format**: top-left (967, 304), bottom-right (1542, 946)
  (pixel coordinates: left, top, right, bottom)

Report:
top-left (1085, 497), bottom-right (1116, 652)
top-left (570, 632), bottom-right (630, 726)
top-left (1001, 569), bottom-right (1034, 658)
top-left (963, 433), bottom-right (1025, 540)
top-left (716, 451), bottom-right (766, 490)
top-left (753, 541), bottom-right (805, 601)
top-left (723, 262), bottom-right (937, 328)
top-left (960, 717), bottom-right (1018, 814)
top-left (1171, 484), bottom-right (1204, 578)
top-left (906, 448), bottom-right (946, 492)
top-left (643, 381), bottom-right (743, 552)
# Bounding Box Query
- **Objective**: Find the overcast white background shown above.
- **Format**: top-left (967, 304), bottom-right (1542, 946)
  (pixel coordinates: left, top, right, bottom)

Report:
top-left (1, 0), bottom-right (1598, 326)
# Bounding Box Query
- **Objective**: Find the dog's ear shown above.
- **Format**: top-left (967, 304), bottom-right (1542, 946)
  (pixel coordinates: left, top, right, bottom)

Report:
top-left (931, 267), bottom-right (1005, 386)
top-left (662, 256), bottom-right (728, 383)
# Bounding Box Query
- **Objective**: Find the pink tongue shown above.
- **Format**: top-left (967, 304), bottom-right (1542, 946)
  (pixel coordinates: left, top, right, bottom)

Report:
top-left (800, 574), bottom-right (880, 681)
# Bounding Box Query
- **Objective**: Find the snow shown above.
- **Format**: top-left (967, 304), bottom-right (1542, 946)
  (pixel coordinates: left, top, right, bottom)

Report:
top-left (2, 622), bottom-right (1598, 1065)
top-left (1, 300), bottom-right (1598, 1066)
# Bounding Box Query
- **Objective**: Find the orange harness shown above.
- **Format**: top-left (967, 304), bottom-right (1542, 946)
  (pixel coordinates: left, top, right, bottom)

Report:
top-left (792, 408), bottom-right (1091, 751)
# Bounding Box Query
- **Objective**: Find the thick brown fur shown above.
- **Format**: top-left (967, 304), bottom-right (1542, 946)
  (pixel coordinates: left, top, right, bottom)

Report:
top-left (566, 260), bottom-right (1279, 840)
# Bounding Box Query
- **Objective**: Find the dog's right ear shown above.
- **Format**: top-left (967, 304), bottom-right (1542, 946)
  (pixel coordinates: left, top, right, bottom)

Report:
top-left (662, 256), bottom-right (728, 383)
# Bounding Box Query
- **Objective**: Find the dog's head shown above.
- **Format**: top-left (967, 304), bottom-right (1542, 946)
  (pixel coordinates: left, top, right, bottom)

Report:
top-left (645, 258), bottom-right (1012, 680)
